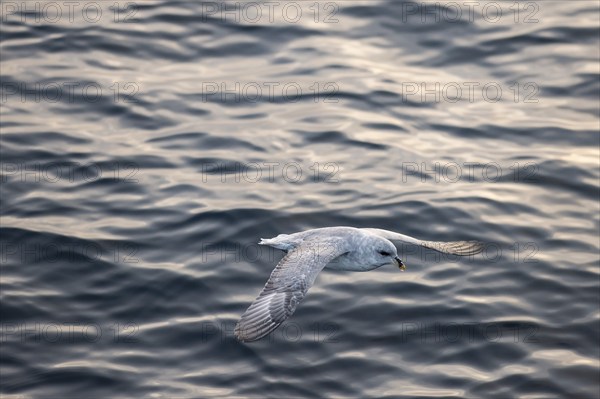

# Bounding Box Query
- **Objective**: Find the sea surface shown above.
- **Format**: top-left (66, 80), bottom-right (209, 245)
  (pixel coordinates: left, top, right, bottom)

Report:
top-left (1, 1), bottom-right (599, 398)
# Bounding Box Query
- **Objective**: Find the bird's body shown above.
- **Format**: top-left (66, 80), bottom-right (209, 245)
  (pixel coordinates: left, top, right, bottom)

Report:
top-left (235, 226), bottom-right (483, 342)
top-left (259, 227), bottom-right (395, 271)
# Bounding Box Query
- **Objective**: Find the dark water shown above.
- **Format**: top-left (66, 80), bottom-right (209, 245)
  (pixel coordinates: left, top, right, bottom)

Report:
top-left (1, 1), bottom-right (599, 398)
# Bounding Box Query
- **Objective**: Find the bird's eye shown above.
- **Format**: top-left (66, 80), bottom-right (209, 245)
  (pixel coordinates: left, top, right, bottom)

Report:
top-left (379, 251), bottom-right (391, 256)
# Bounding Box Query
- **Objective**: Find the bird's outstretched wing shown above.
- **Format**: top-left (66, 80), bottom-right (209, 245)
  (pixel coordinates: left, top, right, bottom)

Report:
top-left (362, 228), bottom-right (484, 256)
top-left (235, 237), bottom-right (348, 342)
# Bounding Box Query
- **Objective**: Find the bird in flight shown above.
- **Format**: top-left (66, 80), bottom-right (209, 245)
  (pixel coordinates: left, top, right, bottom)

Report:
top-left (234, 226), bottom-right (483, 342)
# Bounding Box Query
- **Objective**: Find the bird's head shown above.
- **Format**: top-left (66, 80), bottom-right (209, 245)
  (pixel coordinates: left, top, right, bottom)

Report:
top-left (365, 236), bottom-right (406, 271)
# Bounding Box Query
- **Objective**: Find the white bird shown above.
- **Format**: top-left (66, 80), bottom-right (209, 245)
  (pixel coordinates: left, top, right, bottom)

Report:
top-left (234, 226), bottom-right (483, 342)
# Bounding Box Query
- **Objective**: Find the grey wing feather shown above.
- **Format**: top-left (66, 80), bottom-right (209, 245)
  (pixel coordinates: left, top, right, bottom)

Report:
top-left (417, 240), bottom-right (484, 256)
top-left (235, 237), bottom-right (347, 342)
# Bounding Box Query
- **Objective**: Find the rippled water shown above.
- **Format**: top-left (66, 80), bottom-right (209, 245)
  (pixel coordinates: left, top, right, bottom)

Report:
top-left (1, 1), bottom-right (599, 398)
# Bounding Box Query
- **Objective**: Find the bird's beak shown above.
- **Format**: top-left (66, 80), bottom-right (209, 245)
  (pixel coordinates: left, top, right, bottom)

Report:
top-left (394, 256), bottom-right (406, 271)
